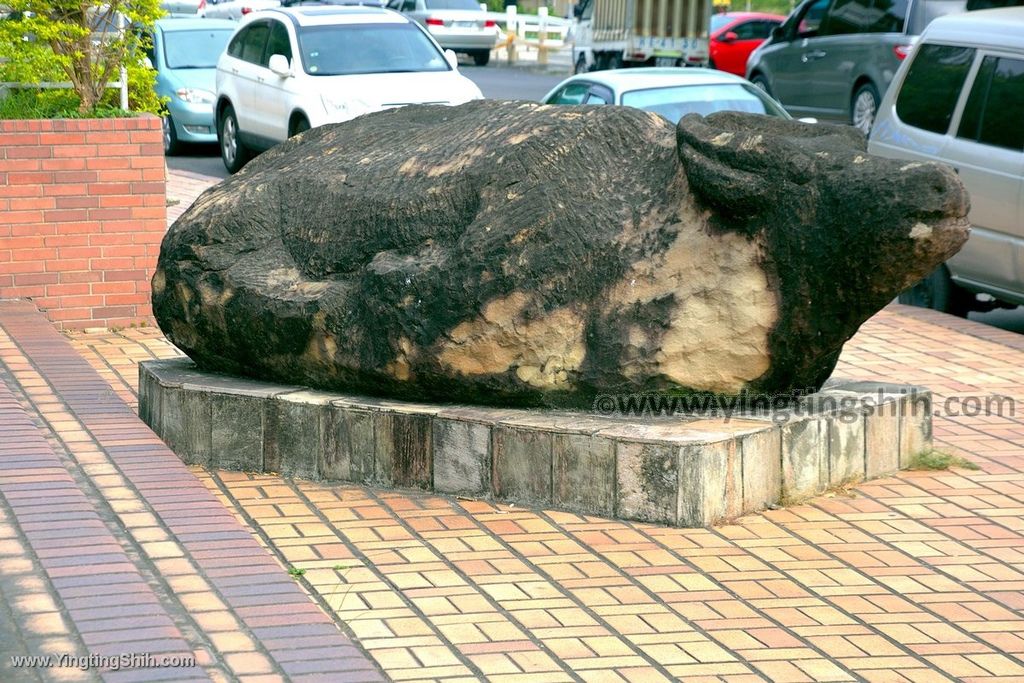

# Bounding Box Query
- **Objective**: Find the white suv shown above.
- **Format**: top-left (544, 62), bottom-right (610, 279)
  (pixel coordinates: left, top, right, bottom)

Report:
top-left (214, 5), bottom-right (484, 172)
top-left (868, 8), bottom-right (1024, 316)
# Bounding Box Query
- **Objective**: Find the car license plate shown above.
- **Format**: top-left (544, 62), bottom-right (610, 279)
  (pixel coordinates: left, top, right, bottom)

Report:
top-left (454, 21), bottom-right (477, 28)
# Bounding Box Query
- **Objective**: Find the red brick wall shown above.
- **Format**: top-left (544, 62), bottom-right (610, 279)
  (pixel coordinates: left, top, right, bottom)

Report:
top-left (0, 116), bottom-right (166, 330)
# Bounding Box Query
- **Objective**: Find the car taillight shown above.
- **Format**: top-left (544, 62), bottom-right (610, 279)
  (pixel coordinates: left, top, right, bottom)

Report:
top-left (894, 44), bottom-right (911, 60)
top-left (484, 19), bottom-right (495, 27)
top-left (240, 6), bottom-right (251, 14)
top-left (425, 17), bottom-right (443, 26)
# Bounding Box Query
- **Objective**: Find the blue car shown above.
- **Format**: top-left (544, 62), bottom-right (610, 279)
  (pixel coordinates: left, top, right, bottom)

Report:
top-left (150, 18), bottom-right (236, 155)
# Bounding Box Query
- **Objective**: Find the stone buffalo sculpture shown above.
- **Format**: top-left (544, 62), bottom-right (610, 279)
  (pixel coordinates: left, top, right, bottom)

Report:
top-left (153, 100), bottom-right (969, 407)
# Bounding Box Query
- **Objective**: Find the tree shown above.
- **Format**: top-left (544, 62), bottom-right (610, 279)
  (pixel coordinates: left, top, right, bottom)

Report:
top-left (0, 0), bottom-right (163, 114)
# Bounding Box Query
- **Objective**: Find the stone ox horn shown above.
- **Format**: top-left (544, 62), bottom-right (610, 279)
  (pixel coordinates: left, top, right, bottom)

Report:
top-left (153, 100), bottom-right (969, 407)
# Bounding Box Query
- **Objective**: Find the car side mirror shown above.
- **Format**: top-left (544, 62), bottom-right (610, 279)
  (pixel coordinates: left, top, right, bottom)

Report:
top-left (268, 54), bottom-right (291, 77)
top-left (142, 56), bottom-right (153, 69)
top-left (721, 31), bottom-right (738, 43)
top-left (445, 49), bottom-right (458, 69)
top-left (573, 4), bottom-right (582, 18)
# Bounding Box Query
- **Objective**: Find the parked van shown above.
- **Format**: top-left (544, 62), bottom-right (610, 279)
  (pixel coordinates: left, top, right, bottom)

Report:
top-left (746, 0), bottom-right (972, 134)
top-left (868, 8), bottom-right (1024, 315)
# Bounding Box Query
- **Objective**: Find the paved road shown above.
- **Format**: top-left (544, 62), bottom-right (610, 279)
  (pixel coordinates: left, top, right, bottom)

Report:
top-left (165, 65), bottom-right (563, 181)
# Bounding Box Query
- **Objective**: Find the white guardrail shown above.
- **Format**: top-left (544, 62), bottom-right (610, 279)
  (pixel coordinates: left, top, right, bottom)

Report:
top-left (483, 5), bottom-right (572, 65)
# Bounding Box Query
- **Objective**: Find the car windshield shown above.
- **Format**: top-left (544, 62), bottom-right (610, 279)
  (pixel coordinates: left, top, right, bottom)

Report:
top-left (621, 83), bottom-right (789, 123)
top-left (298, 23), bottom-right (449, 75)
top-left (710, 14), bottom-right (732, 32)
top-left (163, 29), bottom-right (234, 69)
top-left (425, 0), bottom-right (481, 8)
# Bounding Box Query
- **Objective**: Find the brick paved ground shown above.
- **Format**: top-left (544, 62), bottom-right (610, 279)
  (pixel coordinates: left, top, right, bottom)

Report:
top-left (0, 304), bottom-right (1005, 682)
top-left (0, 301), bottom-right (384, 682)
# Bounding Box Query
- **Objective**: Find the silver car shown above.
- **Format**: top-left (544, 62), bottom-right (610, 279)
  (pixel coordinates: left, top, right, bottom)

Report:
top-left (746, 0), bottom-right (969, 134)
top-left (868, 8), bottom-right (1024, 315)
top-left (542, 68), bottom-right (791, 123)
top-left (386, 0), bottom-right (497, 66)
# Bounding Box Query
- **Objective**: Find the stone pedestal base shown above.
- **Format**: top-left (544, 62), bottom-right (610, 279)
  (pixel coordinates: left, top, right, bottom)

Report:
top-left (140, 359), bottom-right (931, 527)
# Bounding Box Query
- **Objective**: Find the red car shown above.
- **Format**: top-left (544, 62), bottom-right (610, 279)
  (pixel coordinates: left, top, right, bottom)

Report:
top-left (709, 12), bottom-right (786, 77)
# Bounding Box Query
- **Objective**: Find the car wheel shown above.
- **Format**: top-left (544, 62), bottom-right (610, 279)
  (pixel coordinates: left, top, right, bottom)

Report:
top-left (898, 265), bottom-right (973, 317)
top-left (596, 53), bottom-right (622, 71)
top-left (750, 74), bottom-right (772, 96)
top-left (473, 50), bottom-right (490, 67)
top-left (162, 114), bottom-right (181, 156)
top-left (851, 82), bottom-right (880, 136)
top-left (290, 116), bottom-right (310, 137)
top-left (574, 54), bottom-right (588, 74)
top-left (219, 105), bottom-right (251, 175)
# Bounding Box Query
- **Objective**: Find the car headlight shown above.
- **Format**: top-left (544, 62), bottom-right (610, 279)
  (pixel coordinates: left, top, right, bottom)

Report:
top-left (321, 94), bottom-right (372, 119)
top-left (175, 88), bottom-right (215, 104)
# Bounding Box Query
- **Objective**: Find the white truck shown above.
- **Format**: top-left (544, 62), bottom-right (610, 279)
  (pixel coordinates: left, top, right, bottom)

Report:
top-left (571, 0), bottom-right (711, 73)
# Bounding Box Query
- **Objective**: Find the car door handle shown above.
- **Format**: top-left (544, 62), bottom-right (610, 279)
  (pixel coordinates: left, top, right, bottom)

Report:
top-left (801, 50), bottom-right (827, 62)
top-left (258, 76), bottom-right (265, 83)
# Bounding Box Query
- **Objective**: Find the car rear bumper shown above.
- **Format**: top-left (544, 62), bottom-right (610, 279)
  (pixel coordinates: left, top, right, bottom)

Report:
top-left (426, 28), bottom-right (497, 51)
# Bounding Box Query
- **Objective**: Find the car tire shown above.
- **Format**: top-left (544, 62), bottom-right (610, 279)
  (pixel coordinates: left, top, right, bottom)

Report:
top-left (574, 54), bottom-right (588, 74)
top-left (162, 114), bottom-right (181, 156)
top-left (750, 73), bottom-right (772, 96)
top-left (473, 50), bottom-right (490, 67)
top-left (595, 53), bottom-right (622, 71)
top-left (219, 104), bottom-right (251, 175)
top-left (851, 82), bottom-right (880, 136)
top-left (898, 265), bottom-right (973, 317)
top-left (290, 115), bottom-right (310, 137)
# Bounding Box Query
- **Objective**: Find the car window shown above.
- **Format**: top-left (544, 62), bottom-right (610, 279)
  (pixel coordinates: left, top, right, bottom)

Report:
top-left (227, 27), bottom-right (247, 58)
top-left (298, 23), bottom-right (448, 75)
top-left (164, 29), bottom-right (234, 69)
top-left (621, 84), bottom-right (789, 123)
top-left (585, 85), bottom-right (613, 105)
top-left (896, 43), bottom-right (975, 134)
top-left (967, 0), bottom-right (1024, 7)
top-left (957, 56), bottom-right (1024, 152)
top-left (732, 21), bottom-right (761, 39)
top-left (547, 83), bottom-right (589, 104)
top-left (264, 20), bottom-right (292, 63)
top-left (823, 0), bottom-right (871, 34)
top-left (755, 20), bottom-right (781, 38)
top-left (241, 22), bottom-right (270, 65)
top-left (867, 0), bottom-right (908, 32)
top-left (399, 0), bottom-right (415, 10)
top-left (797, 0), bottom-right (832, 38)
